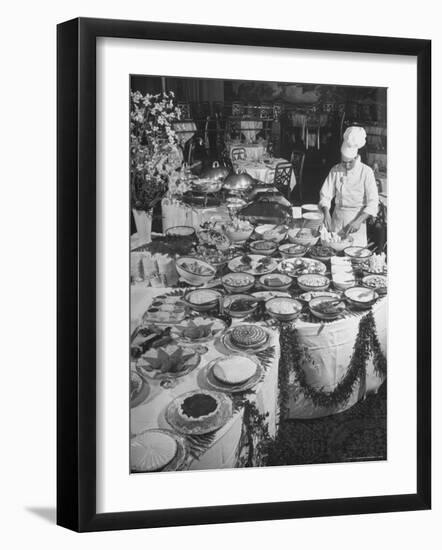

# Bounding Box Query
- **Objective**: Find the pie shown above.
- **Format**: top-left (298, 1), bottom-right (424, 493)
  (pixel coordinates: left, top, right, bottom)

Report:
top-left (213, 356), bottom-right (257, 385)
top-left (131, 431), bottom-right (177, 472)
top-left (229, 325), bottom-right (267, 349)
top-left (169, 390), bottom-right (231, 434)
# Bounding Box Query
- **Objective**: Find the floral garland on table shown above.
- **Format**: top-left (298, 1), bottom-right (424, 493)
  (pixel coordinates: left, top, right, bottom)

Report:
top-left (130, 90), bottom-right (190, 212)
top-left (278, 310), bottom-right (387, 415)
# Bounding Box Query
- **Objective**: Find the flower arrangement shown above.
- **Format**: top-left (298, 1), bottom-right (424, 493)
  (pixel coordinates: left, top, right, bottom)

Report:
top-left (130, 90), bottom-right (185, 211)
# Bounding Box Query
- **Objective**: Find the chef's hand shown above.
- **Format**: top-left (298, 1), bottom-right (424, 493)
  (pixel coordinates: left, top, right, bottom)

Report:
top-left (324, 212), bottom-right (333, 231)
top-left (346, 219), bottom-right (362, 234)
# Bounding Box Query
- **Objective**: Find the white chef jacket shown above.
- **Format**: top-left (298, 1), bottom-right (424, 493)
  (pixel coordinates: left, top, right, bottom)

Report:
top-left (319, 156), bottom-right (379, 246)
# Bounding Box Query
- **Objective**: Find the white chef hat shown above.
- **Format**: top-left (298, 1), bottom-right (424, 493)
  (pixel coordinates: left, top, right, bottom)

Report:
top-left (341, 126), bottom-right (367, 158)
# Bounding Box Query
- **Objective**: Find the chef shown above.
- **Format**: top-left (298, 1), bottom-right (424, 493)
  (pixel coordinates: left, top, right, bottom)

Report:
top-left (319, 126), bottom-right (379, 247)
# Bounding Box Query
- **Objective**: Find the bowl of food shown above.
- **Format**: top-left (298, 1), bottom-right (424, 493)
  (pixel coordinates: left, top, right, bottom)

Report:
top-left (308, 245), bottom-right (335, 262)
top-left (259, 273), bottom-right (293, 291)
top-left (225, 219), bottom-right (254, 243)
top-left (176, 257), bottom-right (216, 286)
top-left (332, 276), bottom-right (356, 291)
top-left (165, 225), bottom-right (196, 239)
top-left (344, 286), bottom-right (378, 309)
top-left (297, 274), bottom-right (330, 292)
top-left (360, 254), bottom-right (387, 277)
top-left (344, 246), bottom-right (373, 264)
top-left (183, 289), bottom-right (222, 312)
top-left (261, 224), bottom-right (287, 243)
top-left (287, 227), bottom-right (320, 247)
top-left (254, 224), bottom-right (276, 239)
top-left (223, 294), bottom-right (259, 319)
top-left (265, 297), bottom-right (302, 322)
top-left (278, 243), bottom-right (308, 259)
top-left (222, 272), bottom-right (255, 294)
top-left (362, 274), bottom-right (387, 295)
top-left (302, 212), bottom-right (323, 231)
top-left (249, 239), bottom-right (278, 256)
top-left (309, 296), bottom-right (346, 320)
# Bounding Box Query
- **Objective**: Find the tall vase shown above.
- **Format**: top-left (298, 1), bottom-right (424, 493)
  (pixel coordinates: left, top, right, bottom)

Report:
top-left (132, 208), bottom-right (153, 244)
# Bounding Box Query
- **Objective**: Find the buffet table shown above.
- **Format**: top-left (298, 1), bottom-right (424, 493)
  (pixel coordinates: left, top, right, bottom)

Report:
top-left (131, 285), bottom-right (281, 471)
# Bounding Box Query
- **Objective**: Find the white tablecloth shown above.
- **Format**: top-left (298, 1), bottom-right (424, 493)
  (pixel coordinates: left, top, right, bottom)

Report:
top-left (240, 120), bottom-right (263, 143)
top-left (161, 198), bottom-right (231, 232)
top-left (288, 297), bottom-right (387, 419)
top-left (235, 158), bottom-right (297, 190)
top-left (131, 286), bottom-right (281, 471)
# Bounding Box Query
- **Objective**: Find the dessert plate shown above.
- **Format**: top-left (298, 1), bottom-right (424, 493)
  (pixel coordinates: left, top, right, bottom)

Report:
top-left (165, 390), bottom-right (233, 435)
top-left (130, 429), bottom-right (188, 472)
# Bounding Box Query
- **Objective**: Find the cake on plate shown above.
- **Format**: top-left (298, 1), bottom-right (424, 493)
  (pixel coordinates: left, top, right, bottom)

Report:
top-left (212, 355), bottom-right (258, 385)
top-left (131, 430), bottom-right (177, 472)
top-left (229, 325), bottom-right (268, 350)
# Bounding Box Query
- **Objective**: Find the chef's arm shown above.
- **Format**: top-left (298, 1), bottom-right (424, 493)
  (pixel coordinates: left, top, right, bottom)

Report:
top-left (319, 171), bottom-right (335, 230)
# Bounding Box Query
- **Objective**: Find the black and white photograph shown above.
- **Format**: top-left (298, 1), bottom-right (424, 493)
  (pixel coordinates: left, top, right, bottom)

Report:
top-left (129, 75), bottom-right (388, 473)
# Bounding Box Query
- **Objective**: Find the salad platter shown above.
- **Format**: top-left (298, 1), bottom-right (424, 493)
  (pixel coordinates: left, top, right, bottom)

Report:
top-left (228, 254), bottom-right (278, 276)
top-left (170, 316), bottom-right (227, 343)
top-left (136, 344), bottom-right (201, 379)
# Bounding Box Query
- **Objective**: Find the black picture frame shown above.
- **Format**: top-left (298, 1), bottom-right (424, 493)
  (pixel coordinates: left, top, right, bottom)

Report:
top-left (57, 17), bottom-right (431, 532)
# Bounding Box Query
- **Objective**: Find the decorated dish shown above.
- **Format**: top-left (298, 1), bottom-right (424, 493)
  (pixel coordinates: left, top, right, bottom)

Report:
top-left (222, 272), bottom-right (255, 293)
top-left (297, 274), bottom-right (330, 292)
top-left (205, 355), bottom-right (263, 394)
top-left (223, 294), bottom-right (259, 318)
top-left (344, 246), bottom-right (373, 263)
top-left (176, 257), bottom-right (216, 285)
top-left (184, 289), bottom-right (222, 312)
top-left (262, 224), bottom-right (287, 243)
top-left (362, 274), bottom-right (387, 295)
top-left (249, 239), bottom-right (278, 256)
top-left (308, 245), bottom-right (335, 261)
top-left (194, 245), bottom-right (235, 269)
top-left (344, 286), bottom-right (378, 309)
top-left (298, 290), bottom-right (341, 303)
top-left (130, 371), bottom-right (151, 408)
top-left (265, 297), bottom-right (302, 321)
top-left (228, 254), bottom-right (278, 276)
top-left (137, 344), bottom-right (201, 379)
top-left (278, 243), bottom-right (308, 258)
top-left (131, 429), bottom-right (187, 472)
top-left (164, 225), bottom-right (196, 238)
top-left (309, 296), bottom-right (346, 320)
top-left (222, 324), bottom-right (270, 353)
top-left (361, 253), bottom-right (387, 275)
top-left (252, 290), bottom-right (291, 301)
top-left (165, 390), bottom-right (233, 435)
top-left (258, 273), bottom-right (293, 291)
top-left (224, 219), bottom-right (254, 243)
top-left (287, 227), bottom-right (320, 247)
top-left (277, 257), bottom-right (327, 277)
top-left (171, 317), bottom-right (226, 343)
top-left (142, 295), bottom-right (187, 325)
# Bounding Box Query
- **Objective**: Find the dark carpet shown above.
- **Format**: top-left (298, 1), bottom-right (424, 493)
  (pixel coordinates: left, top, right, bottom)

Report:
top-left (267, 382), bottom-right (387, 466)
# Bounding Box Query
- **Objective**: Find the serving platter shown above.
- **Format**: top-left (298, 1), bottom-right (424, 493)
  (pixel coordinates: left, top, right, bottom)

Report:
top-left (170, 316), bottom-right (227, 343)
top-left (204, 355), bottom-right (264, 394)
top-left (228, 254), bottom-right (278, 276)
top-left (221, 324), bottom-right (271, 354)
top-left (137, 345), bottom-right (201, 380)
top-left (277, 257), bottom-right (327, 277)
top-left (165, 390), bottom-right (233, 435)
top-left (130, 429), bottom-right (188, 473)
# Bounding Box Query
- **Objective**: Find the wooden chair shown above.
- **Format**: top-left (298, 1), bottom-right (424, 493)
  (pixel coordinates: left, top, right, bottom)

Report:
top-left (290, 149), bottom-right (306, 203)
top-left (273, 162), bottom-right (293, 198)
top-left (231, 147), bottom-right (246, 161)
